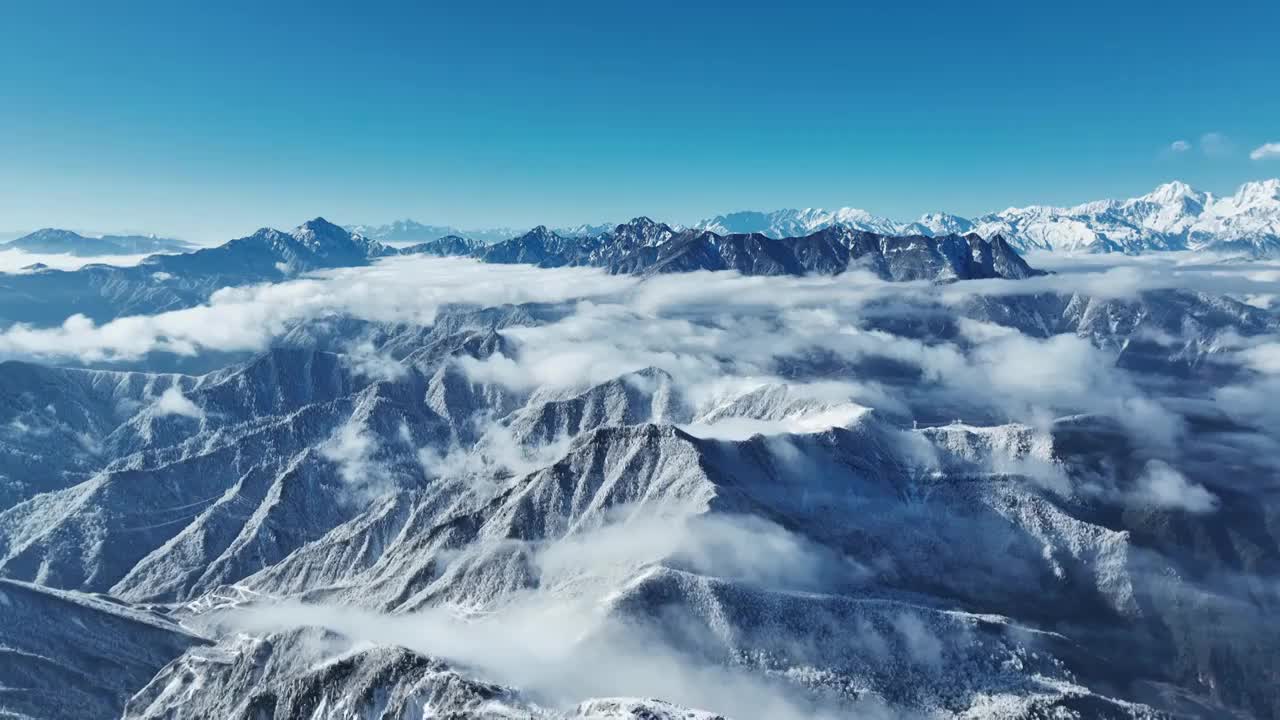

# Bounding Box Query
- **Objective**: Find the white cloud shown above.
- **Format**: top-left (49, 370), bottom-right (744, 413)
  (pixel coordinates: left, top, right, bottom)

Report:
top-left (1169, 139), bottom-right (1191, 153)
top-left (2, 252), bottom-right (1271, 459)
top-left (219, 512), bottom-right (870, 720)
top-left (152, 386), bottom-right (204, 419)
top-left (2, 253), bottom-right (1276, 368)
top-left (1239, 342), bottom-right (1280, 375)
top-left (341, 340), bottom-right (407, 382)
top-left (1250, 142), bottom-right (1280, 161)
top-left (320, 418), bottom-right (393, 502)
top-left (0, 256), bottom-right (635, 362)
top-left (1130, 459), bottom-right (1218, 514)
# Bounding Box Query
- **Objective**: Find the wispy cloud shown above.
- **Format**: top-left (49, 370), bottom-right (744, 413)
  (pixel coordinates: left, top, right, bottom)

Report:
top-left (1128, 459), bottom-right (1219, 513)
top-left (1168, 139), bottom-right (1190, 153)
top-left (1200, 131), bottom-right (1234, 157)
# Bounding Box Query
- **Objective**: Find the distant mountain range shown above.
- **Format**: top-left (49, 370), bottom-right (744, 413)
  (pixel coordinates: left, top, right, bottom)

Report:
top-left (446, 217), bottom-right (1042, 281)
top-left (695, 179), bottom-right (1280, 255)
top-left (0, 217), bottom-right (1042, 331)
top-left (0, 218), bottom-right (392, 327)
top-left (5, 177), bottom-right (1276, 339)
top-left (12, 179), bottom-right (1278, 260)
top-left (2, 229), bottom-right (193, 256)
top-left (347, 219), bottom-right (612, 246)
top-left (349, 179), bottom-right (1280, 256)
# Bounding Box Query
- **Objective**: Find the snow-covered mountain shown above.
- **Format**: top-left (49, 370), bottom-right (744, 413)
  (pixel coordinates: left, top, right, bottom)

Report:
top-left (0, 217), bottom-right (395, 327)
top-left (972, 179), bottom-right (1280, 254)
top-left (0, 216), bottom-right (1044, 330)
top-left (0, 267), bottom-right (1277, 719)
top-left (467, 218), bottom-right (1043, 281)
top-left (695, 179), bottom-right (1280, 255)
top-left (0, 579), bottom-right (208, 719)
top-left (2, 206), bottom-right (1279, 720)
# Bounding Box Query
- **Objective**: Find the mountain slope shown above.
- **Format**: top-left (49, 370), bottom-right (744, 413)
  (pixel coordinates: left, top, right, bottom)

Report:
top-left (0, 578), bottom-right (208, 720)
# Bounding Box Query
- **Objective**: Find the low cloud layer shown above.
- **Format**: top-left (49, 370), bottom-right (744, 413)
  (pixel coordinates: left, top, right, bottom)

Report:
top-left (2, 246), bottom-right (1274, 717)
top-left (219, 513), bottom-right (891, 720)
top-left (0, 248), bottom-right (156, 274)
top-left (0, 252), bottom-right (1276, 365)
top-left (3, 252), bottom-right (1273, 491)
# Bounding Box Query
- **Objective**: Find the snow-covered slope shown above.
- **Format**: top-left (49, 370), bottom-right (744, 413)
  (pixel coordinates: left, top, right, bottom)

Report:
top-left (0, 578), bottom-right (208, 720)
top-left (1, 266), bottom-right (1277, 719)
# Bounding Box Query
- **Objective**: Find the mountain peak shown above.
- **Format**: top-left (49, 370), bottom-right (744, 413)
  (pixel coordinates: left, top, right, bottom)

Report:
top-left (291, 217), bottom-right (358, 247)
top-left (294, 217), bottom-right (345, 235)
top-left (1140, 180), bottom-right (1206, 206)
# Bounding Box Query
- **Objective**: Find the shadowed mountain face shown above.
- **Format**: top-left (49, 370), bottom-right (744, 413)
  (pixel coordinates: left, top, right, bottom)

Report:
top-left (0, 215), bottom-right (1277, 720)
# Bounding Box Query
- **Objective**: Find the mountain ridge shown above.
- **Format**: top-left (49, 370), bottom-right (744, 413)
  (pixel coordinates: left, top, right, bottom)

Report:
top-left (3, 229), bottom-right (194, 256)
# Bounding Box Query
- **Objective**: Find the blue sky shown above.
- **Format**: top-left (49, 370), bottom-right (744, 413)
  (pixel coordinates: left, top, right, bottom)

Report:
top-left (1, 0), bottom-right (1277, 242)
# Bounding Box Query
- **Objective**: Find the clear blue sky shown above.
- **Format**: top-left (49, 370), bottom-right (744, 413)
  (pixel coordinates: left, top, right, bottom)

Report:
top-left (1, 0), bottom-right (1277, 242)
